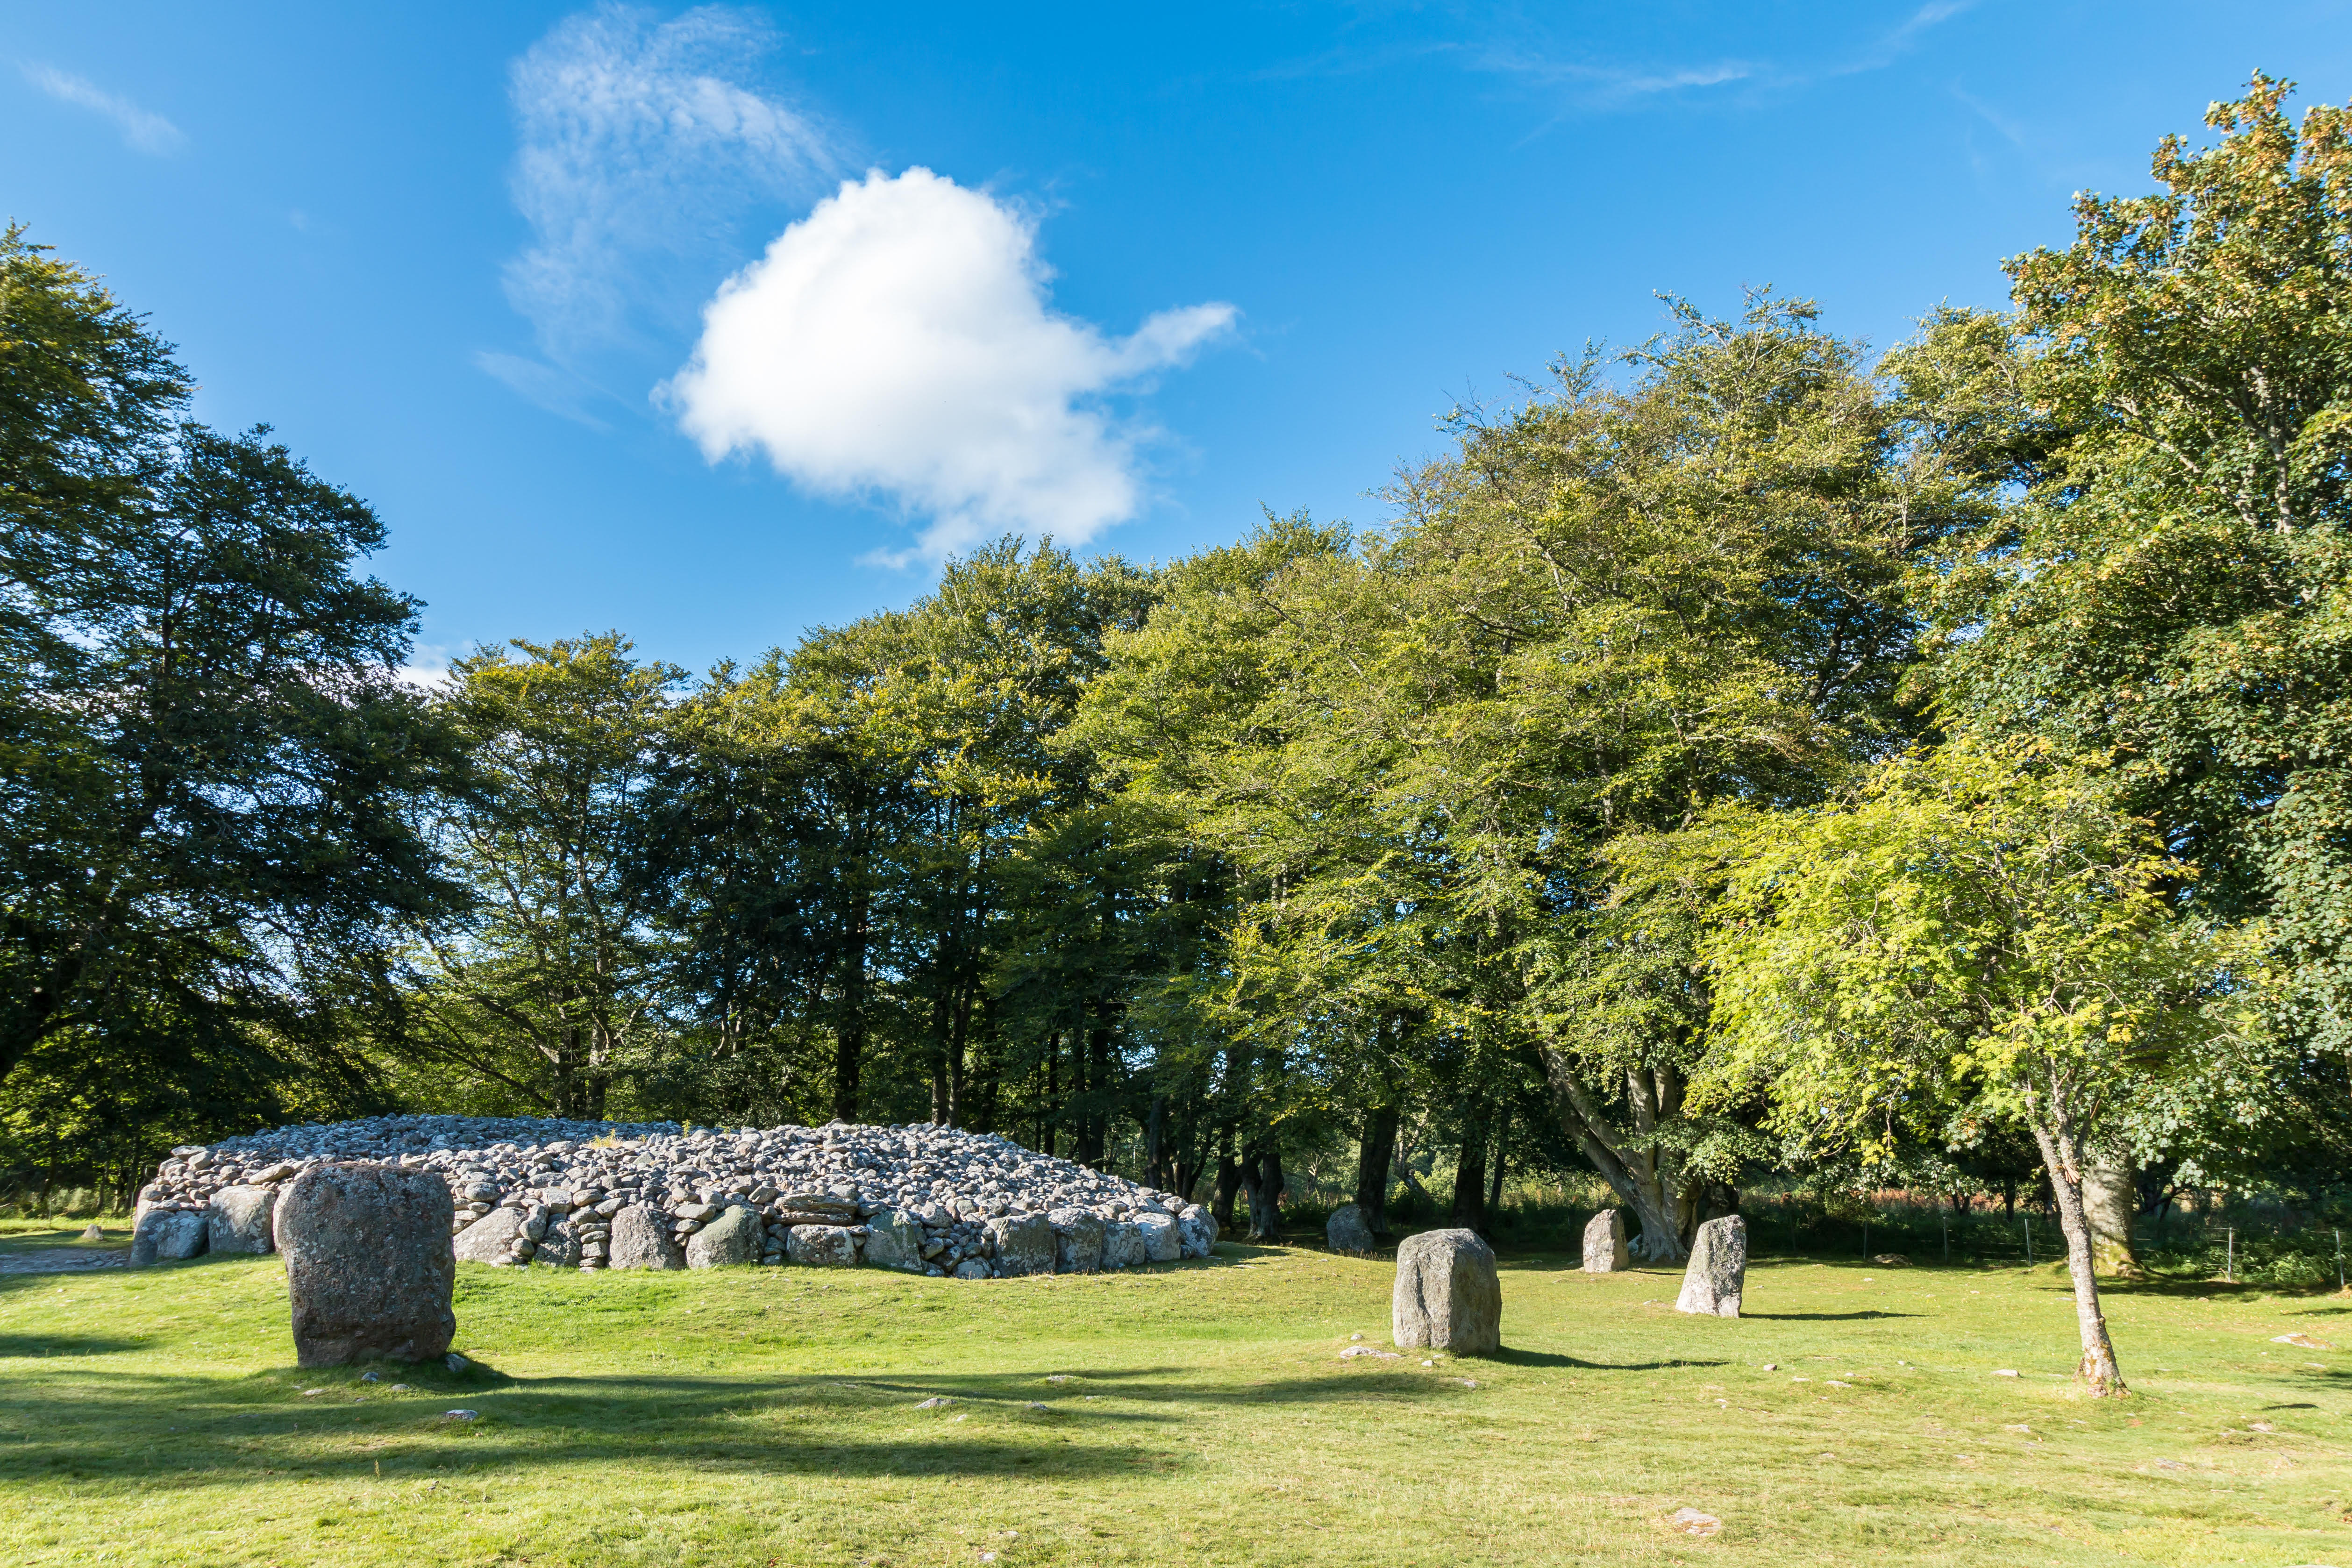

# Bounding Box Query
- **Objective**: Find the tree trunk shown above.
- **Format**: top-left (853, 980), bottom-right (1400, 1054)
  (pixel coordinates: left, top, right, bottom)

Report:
top-left (1450, 1123), bottom-right (1488, 1235)
top-left (1212, 1120), bottom-right (1241, 1231)
top-left (1143, 1094), bottom-right (1167, 1191)
top-left (834, 882), bottom-right (869, 1123)
top-left (2084, 1148), bottom-right (2141, 1277)
top-left (1539, 1048), bottom-right (1689, 1261)
top-left (1485, 1115), bottom-right (1508, 1219)
top-left (1244, 1141), bottom-right (1284, 1241)
top-left (1354, 1104), bottom-right (1399, 1236)
top-left (2029, 1119), bottom-right (2130, 1397)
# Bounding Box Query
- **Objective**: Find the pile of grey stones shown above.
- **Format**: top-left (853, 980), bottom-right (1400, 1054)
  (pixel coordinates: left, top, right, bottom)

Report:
top-left (130, 1114), bottom-right (1219, 1278)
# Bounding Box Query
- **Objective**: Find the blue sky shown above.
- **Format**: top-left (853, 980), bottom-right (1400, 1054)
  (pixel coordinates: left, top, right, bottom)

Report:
top-left (9, 2), bottom-right (2348, 677)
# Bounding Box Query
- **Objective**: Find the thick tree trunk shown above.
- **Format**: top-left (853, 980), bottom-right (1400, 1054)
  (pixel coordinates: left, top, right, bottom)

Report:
top-left (1354, 1104), bottom-right (1399, 1236)
top-left (1486, 1116), bottom-right (1508, 1219)
top-left (2084, 1148), bottom-right (2141, 1277)
top-left (1450, 1123), bottom-right (1489, 1234)
top-left (1539, 1048), bottom-right (1690, 1261)
top-left (1143, 1094), bottom-right (1167, 1191)
top-left (1244, 1142), bottom-right (1284, 1241)
top-left (834, 884), bottom-right (869, 1122)
top-left (1212, 1120), bottom-right (1241, 1230)
top-left (2030, 1119), bottom-right (2130, 1397)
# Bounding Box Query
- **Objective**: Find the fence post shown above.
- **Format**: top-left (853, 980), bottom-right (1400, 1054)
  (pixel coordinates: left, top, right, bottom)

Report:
top-left (2024, 1215), bottom-right (2033, 1268)
top-left (2226, 1227), bottom-right (2235, 1283)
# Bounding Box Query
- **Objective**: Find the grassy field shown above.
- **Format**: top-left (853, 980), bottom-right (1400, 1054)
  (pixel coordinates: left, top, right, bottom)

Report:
top-left (1, 1226), bottom-right (2348, 1567)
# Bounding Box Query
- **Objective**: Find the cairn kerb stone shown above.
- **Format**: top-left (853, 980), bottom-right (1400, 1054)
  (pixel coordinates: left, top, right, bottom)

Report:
top-left (686, 1203), bottom-right (762, 1268)
top-left (129, 1206), bottom-right (208, 1267)
top-left (862, 1209), bottom-right (926, 1272)
top-left (205, 1185), bottom-right (278, 1254)
top-left (277, 1163), bottom-right (456, 1368)
top-left (1051, 1208), bottom-right (1105, 1274)
top-left (786, 1225), bottom-right (857, 1267)
top-left (1675, 1215), bottom-right (1746, 1318)
top-left (1326, 1203), bottom-right (1376, 1254)
top-left (607, 1204), bottom-right (683, 1270)
top-left (1582, 1209), bottom-right (1629, 1273)
top-left (1102, 1220), bottom-right (1147, 1271)
top-left (139, 1113), bottom-right (1218, 1281)
top-left (989, 1212), bottom-right (1057, 1276)
top-left (1392, 1228), bottom-right (1502, 1356)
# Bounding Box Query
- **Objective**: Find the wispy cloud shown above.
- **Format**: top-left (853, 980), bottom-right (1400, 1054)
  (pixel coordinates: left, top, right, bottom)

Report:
top-left (665, 168), bottom-right (1238, 565)
top-left (21, 64), bottom-right (185, 155)
top-left (492, 3), bottom-right (834, 403)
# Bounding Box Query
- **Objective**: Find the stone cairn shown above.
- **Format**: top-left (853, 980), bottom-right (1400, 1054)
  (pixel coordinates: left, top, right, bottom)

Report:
top-left (130, 1114), bottom-right (1219, 1278)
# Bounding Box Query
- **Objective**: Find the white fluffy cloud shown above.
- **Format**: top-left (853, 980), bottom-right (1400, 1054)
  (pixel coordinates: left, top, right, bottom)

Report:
top-left (667, 168), bottom-right (1237, 561)
top-left (502, 4), bottom-right (829, 364)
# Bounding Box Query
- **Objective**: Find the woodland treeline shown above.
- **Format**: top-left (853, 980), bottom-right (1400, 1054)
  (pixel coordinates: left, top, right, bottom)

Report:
top-left (5, 82), bottom-right (2348, 1329)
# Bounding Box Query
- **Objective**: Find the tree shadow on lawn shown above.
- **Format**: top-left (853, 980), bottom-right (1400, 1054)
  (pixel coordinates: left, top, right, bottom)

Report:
top-left (0, 1333), bottom-right (145, 1356)
top-left (0, 1360), bottom-right (1475, 1489)
top-left (1741, 1311), bottom-right (1918, 1321)
top-left (1490, 1348), bottom-right (1725, 1370)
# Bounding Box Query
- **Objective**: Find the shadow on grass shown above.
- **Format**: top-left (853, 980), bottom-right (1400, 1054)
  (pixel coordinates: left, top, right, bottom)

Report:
top-left (1743, 1311), bottom-right (1918, 1321)
top-left (0, 1358), bottom-right (1481, 1488)
top-left (1491, 1348), bottom-right (1725, 1371)
top-left (0, 1333), bottom-right (145, 1356)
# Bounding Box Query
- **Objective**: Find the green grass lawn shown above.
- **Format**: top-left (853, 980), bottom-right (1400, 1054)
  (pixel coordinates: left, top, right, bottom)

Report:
top-left (2, 1229), bottom-right (2347, 1566)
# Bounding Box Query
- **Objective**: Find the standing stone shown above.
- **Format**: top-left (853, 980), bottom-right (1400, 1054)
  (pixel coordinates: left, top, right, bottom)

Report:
top-left (129, 1207), bottom-right (208, 1266)
top-left (1326, 1203), bottom-right (1376, 1254)
top-left (1050, 1208), bottom-right (1105, 1274)
top-left (606, 1204), bottom-right (683, 1270)
top-left (1391, 1228), bottom-right (1502, 1356)
top-left (862, 1209), bottom-right (926, 1273)
top-left (1675, 1215), bottom-right (1746, 1318)
top-left (685, 1204), bottom-right (762, 1269)
top-left (1136, 1212), bottom-right (1182, 1263)
top-left (206, 1186), bottom-right (279, 1255)
top-left (277, 1162), bottom-right (456, 1368)
top-left (785, 1225), bottom-right (857, 1267)
top-left (1101, 1220), bottom-right (1147, 1271)
top-left (1582, 1209), bottom-right (1629, 1273)
top-left (452, 1207), bottom-right (527, 1266)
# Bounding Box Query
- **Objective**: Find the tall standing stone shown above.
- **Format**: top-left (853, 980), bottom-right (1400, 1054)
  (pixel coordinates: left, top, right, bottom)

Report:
top-left (1675, 1215), bottom-right (1746, 1318)
top-left (1581, 1209), bottom-right (1628, 1273)
top-left (277, 1163), bottom-right (456, 1368)
top-left (1391, 1228), bottom-right (1502, 1356)
top-left (1326, 1203), bottom-right (1376, 1254)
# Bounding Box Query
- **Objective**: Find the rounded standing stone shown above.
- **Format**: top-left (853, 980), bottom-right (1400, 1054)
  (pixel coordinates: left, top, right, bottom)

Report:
top-left (1582, 1209), bottom-right (1629, 1273)
top-left (1675, 1215), bottom-right (1746, 1318)
top-left (277, 1162), bottom-right (456, 1368)
top-left (861, 1209), bottom-right (926, 1273)
top-left (1326, 1203), bottom-right (1376, 1254)
top-left (1391, 1228), bottom-right (1502, 1356)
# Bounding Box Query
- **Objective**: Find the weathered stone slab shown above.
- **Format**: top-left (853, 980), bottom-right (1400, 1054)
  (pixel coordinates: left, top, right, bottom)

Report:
top-left (1137, 1212), bottom-right (1181, 1262)
top-left (606, 1204), bottom-right (683, 1270)
top-left (1675, 1215), bottom-right (1746, 1318)
top-left (1327, 1203), bottom-right (1376, 1254)
top-left (987, 1212), bottom-right (1056, 1277)
top-left (862, 1209), bottom-right (926, 1272)
top-left (204, 1186), bottom-right (278, 1255)
top-left (786, 1225), bottom-right (857, 1267)
top-left (1391, 1227), bottom-right (1502, 1356)
top-left (277, 1162), bottom-right (456, 1367)
top-left (685, 1203), bottom-right (762, 1269)
top-left (1176, 1204), bottom-right (1219, 1258)
top-left (1050, 1208), bottom-right (1105, 1274)
top-left (1582, 1209), bottom-right (1629, 1273)
top-left (452, 1207), bottom-right (527, 1266)
top-left (129, 1207), bottom-right (207, 1267)
top-left (1102, 1220), bottom-right (1147, 1271)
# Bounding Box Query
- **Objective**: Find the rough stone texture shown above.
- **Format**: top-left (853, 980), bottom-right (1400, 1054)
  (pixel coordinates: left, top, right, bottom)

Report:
top-left (1391, 1228), bottom-right (1502, 1356)
top-left (786, 1225), bottom-right (857, 1267)
top-left (129, 1206), bottom-right (208, 1267)
top-left (452, 1207), bottom-right (527, 1267)
top-left (139, 1114), bottom-right (1206, 1280)
top-left (1051, 1208), bottom-right (1105, 1275)
top-left (1326, 1203), bottom-right (1376, 1254)
top-left (1582, 1209), bottom-right (1629, 1273)
top-left (1102, 1220), bottom-right (1147, 1271)
top-left (534, 1214), bottom-right (584, 1269)
top-left (988, 1213), bottom-right (1057, 1277)
top-left (1675, 1215), bottom-right (1746, 1318)
top-left (1137, 1212), bottom-right (1182, 1263)
top-left (953, 1258), bottom-right (990, 1280)
top-left (606, 1204), bottom-right (683, 1271)
top-left (205, 1186), bottom-right (278, 1255)
top-left (1176, 1205), bottom-right (1219, 1259)
top-left (277, 1162), bottom-right (456, 1367)
top-left (861, 1209), bottom-right (926, 1273)
top-left (685, 1203), bottom-right (762, 1269)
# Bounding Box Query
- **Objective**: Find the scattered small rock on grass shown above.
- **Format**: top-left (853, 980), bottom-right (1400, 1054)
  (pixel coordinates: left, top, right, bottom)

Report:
top-left (1669, 1507), bottom-right (1722, 1538)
